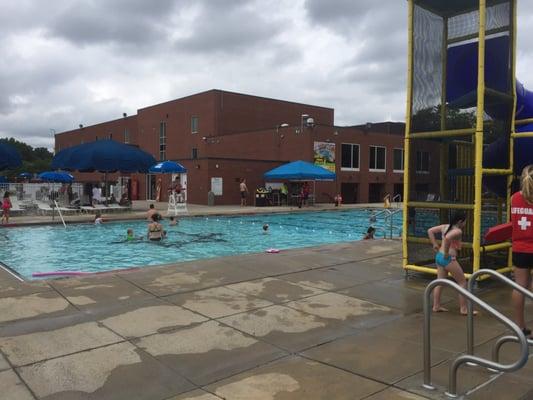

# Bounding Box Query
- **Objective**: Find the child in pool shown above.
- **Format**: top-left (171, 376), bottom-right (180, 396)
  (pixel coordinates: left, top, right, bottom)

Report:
top-left (263, 224), bottom-right (269, 234)
top-left (126, 229), bottom-right (134, 241)
top-left (94, 213), bottom-right (104, 225)
top-left (169, 216), bottom-right (177, 226)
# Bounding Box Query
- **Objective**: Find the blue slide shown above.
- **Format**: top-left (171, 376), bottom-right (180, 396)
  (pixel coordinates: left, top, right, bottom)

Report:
top-left (446, 36), bottom-right (533, 196)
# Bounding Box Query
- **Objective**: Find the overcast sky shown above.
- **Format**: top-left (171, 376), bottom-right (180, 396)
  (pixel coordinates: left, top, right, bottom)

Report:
top-left (2, 0), bottom-right (533, 149)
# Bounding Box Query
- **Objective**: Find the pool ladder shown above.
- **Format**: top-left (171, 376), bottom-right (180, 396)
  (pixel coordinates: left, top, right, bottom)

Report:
top-left (423, 269), bottom-right (532, 397)
top-left (372, 208), bottom-right (402, 239)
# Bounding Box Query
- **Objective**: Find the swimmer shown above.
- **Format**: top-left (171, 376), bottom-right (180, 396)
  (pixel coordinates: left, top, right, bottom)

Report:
top-left (169, 216), bottom-right (177, 226)
top-left (147, 213), bottom-right (166, 241)
top-left (126, 229), bottom-right (134, 241)
top-left (363, 226), bottom-right (375, 240)
top-left (263, 224), bottom-right (269, 233)
top-left (94, 213), bottom-right (104, 225)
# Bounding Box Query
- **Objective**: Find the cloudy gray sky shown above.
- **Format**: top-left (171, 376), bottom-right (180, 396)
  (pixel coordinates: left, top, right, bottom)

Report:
top-left (2, 0), bottom-right (533, 149)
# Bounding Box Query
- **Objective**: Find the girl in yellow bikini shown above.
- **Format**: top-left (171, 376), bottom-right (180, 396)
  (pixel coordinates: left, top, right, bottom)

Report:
top-left (428, 211), bottom-right (475, 315)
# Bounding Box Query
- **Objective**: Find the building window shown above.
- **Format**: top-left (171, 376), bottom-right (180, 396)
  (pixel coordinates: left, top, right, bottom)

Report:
top-left (124, 128), bottom-right (130, 144)
top-left (369, 146), bottom-right (386, 171)
top-left (393, 148), bottom-right (404, 172)
top-left (191, 116), bottom-right (199, 134)
top-left (341, 143), bottom-right (359, 170)
top-left (416, 150), bottom-right (430, 173)
top-left (159, 121), bottom-right (166, 161)
top-left (192, 147), bottom-right (198, 159)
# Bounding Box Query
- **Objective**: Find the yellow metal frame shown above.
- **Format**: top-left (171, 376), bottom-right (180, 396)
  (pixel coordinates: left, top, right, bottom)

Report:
top-left (403, 1), bottom-right (516, 278)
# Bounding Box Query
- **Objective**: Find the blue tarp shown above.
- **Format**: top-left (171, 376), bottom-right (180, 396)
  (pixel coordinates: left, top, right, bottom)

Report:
top-left (264, 160), bottom-right (335, 181)
top-left (52, 139), bottom-right (156, 173)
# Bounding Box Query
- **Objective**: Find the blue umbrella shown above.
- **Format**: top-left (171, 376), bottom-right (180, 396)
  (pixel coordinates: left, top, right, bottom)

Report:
top-left (149, 161), bottom-right (187, 174)
top-left (38, 171), bottom-right (74, 183)
top-left (52, 139), bottom-right (156, 173)
top-left (0, 142), bottom-right (22, 171)
top-left (19, 172), bottom-right (32, 179)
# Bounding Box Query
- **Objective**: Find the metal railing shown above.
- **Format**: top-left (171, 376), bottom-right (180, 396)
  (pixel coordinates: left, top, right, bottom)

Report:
top-left (393, 193), bottom-right (402, 207)
top-left (370, 208), bottom-right (402, 239)
top-left (467, 269), bottom-right (533, 361)
top-left (53, 200), bottom-right (67, 228)
top-left (423, 279), bottom-right (528, 398)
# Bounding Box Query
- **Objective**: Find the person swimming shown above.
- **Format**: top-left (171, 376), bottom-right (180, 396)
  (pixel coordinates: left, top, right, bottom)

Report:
top-left (169, 216), bottom-right (177, 226)
top-left (147, 213), bottom-right (166, 241)
top-left (126, 228), bottom-right (134, 241)
top-left (263, 224), bottom-right (269, 233)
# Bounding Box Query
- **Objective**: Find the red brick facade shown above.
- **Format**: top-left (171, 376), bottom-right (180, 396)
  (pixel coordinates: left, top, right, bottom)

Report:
top-left (55, 90), bottom-right (439, 205)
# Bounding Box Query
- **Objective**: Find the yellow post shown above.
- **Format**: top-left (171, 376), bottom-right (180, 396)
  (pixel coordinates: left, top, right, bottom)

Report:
top-left (508, 0), bottom-right (518, 270)
top-left (402, 0), bottom-right (414, 270)
top-left (472, 0), bottom-right (487, 274)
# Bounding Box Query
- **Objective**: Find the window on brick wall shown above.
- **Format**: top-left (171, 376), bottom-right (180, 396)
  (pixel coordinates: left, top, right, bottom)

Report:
top-left (369, 146), bottom-right (386, 171)
top-left (393, 148), bottom-right (404, 172)
top-left (159, 121), bottom-right (166, 161)
top-left (416, 150), bottom-right (430, 173)
top-left (192, 147), bottom-right (198, 159)
top-left (124, 128), bottom-right (130, 144)
top-left (191, 116), bottom-right (199, 134)
top-left (341, 143), bottom-right (359, 170)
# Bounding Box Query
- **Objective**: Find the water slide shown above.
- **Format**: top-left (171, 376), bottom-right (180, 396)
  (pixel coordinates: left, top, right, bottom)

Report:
top-left (446, 35), bottom-right (533, 197)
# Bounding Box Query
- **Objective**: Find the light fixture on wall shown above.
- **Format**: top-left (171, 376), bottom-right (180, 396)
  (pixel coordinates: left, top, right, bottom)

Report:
top-left (276, 123), bottom-right (289, 134)
top-left (79, 124), bottom-right (83, 129)
top-left (123, 113), bottom-right (127, 118)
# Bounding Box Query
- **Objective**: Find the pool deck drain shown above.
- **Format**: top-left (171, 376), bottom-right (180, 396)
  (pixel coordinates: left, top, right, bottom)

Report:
top-left (0, 239), bottom-right (532, 399)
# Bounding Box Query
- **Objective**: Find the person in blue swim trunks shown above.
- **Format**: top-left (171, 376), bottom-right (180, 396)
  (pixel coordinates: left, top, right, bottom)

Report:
top-left (428, 211), bottom-right (475, 315)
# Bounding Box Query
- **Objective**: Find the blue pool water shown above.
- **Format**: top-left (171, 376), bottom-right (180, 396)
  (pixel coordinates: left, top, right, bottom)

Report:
top-left (0, 209), bottom-right (402, 279)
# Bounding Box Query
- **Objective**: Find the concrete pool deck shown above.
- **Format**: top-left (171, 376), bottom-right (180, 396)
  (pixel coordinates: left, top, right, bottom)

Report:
top-left (1, 238), bottom-right (533, 399)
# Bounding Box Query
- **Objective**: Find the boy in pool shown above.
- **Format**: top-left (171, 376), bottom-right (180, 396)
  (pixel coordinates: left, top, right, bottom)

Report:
top-left (94, 213), bottom-right (104, 225)
top-left (169, 216), bottom-right (177, 226)
top-left (126, 229), bottom-right (134, 241)
top-left (263, 224), bottom-right (269, 233)
top-left (363, 226), bottom-right (375, 240)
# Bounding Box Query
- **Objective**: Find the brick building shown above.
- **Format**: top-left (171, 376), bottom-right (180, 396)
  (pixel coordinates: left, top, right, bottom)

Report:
top-left (54, 90), bottom-right (439, 205)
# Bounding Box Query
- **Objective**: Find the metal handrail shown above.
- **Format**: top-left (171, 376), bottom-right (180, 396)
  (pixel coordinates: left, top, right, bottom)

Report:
top-left (393, 194), bottom-right (401, 207)
top-left (424, 279), bottom-right (528, 398)
top-left (467, 269), bottom-right (533, 359)
top-left (53, 200), bottom-right (67, 228)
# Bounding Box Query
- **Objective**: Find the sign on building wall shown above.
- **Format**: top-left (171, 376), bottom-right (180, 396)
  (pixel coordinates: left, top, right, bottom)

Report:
top-left (211, 177), bottom-right (223, 196)
top-left (313, 141), bottom-right (336, 172)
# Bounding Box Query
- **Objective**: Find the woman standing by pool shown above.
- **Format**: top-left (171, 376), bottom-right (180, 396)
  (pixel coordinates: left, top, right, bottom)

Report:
top-left (510, 165), bottom-right (533, 337)
top-left (427, 211), bottom-right (472, 315)
top-left (1, 191), bottom-right (12, 224)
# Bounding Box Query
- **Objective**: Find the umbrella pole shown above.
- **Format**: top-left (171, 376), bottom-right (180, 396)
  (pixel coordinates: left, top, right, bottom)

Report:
top-left (105, 172), bottom-right (108, 206)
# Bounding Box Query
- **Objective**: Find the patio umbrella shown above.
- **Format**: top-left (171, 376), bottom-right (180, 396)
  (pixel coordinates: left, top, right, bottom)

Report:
top-left (0, 142), bottom-right (22, 171)
top-left (38, 171), bottom-right (74, 183)
top-left (19, 172), bottom-right (32, 179)
top-left (52, 139), bottom-right (156, 204)
top-left (52, 139), bottom-right (156, 173)
top-left (149, 161), bottom-right (187, 174)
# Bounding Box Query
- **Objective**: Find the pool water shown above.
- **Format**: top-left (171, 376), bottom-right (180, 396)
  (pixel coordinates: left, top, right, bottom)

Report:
top-left (0, 209), bottom-right (402, 279)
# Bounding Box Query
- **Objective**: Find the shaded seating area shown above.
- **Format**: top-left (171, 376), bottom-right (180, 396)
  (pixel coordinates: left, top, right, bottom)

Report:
top-left (263, 160), bottom-right (336, 207)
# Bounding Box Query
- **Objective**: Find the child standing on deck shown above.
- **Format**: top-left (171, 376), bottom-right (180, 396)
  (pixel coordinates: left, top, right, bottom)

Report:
top-left (2, 192), bottom-right (12, 224)
top-left (427, 211), bottom-right (474, 315)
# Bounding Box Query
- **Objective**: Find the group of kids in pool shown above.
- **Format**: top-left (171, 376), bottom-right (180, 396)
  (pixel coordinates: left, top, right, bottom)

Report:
top-left (94, 203), bottom-right (178, 242)
top-left (429, 165), bottom-right (533, 338)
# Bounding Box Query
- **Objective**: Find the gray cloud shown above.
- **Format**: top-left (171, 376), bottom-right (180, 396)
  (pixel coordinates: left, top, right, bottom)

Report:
top-left (1, 0), bottom-right (533, 149)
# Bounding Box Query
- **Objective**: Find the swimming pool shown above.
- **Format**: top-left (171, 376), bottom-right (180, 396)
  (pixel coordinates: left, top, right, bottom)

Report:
top-left (0, 209), bottom-right (402, 279)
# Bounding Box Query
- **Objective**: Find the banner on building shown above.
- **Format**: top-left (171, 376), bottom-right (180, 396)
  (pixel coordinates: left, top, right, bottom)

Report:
top-left (313, 141), bottom-right (336, 172)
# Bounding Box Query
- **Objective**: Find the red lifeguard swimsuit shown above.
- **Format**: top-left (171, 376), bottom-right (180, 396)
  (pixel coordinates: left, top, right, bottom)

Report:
top-left (511, 192), bottom-right (533, 253)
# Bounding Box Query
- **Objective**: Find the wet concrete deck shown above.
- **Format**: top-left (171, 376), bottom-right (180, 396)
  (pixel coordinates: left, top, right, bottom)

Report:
top-left (1, 239), bottom-right (532, 399)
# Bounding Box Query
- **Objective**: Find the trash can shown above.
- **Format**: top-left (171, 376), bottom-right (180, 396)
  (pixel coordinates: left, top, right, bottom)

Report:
top-left (207, 191), bottom-right (215, 206)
